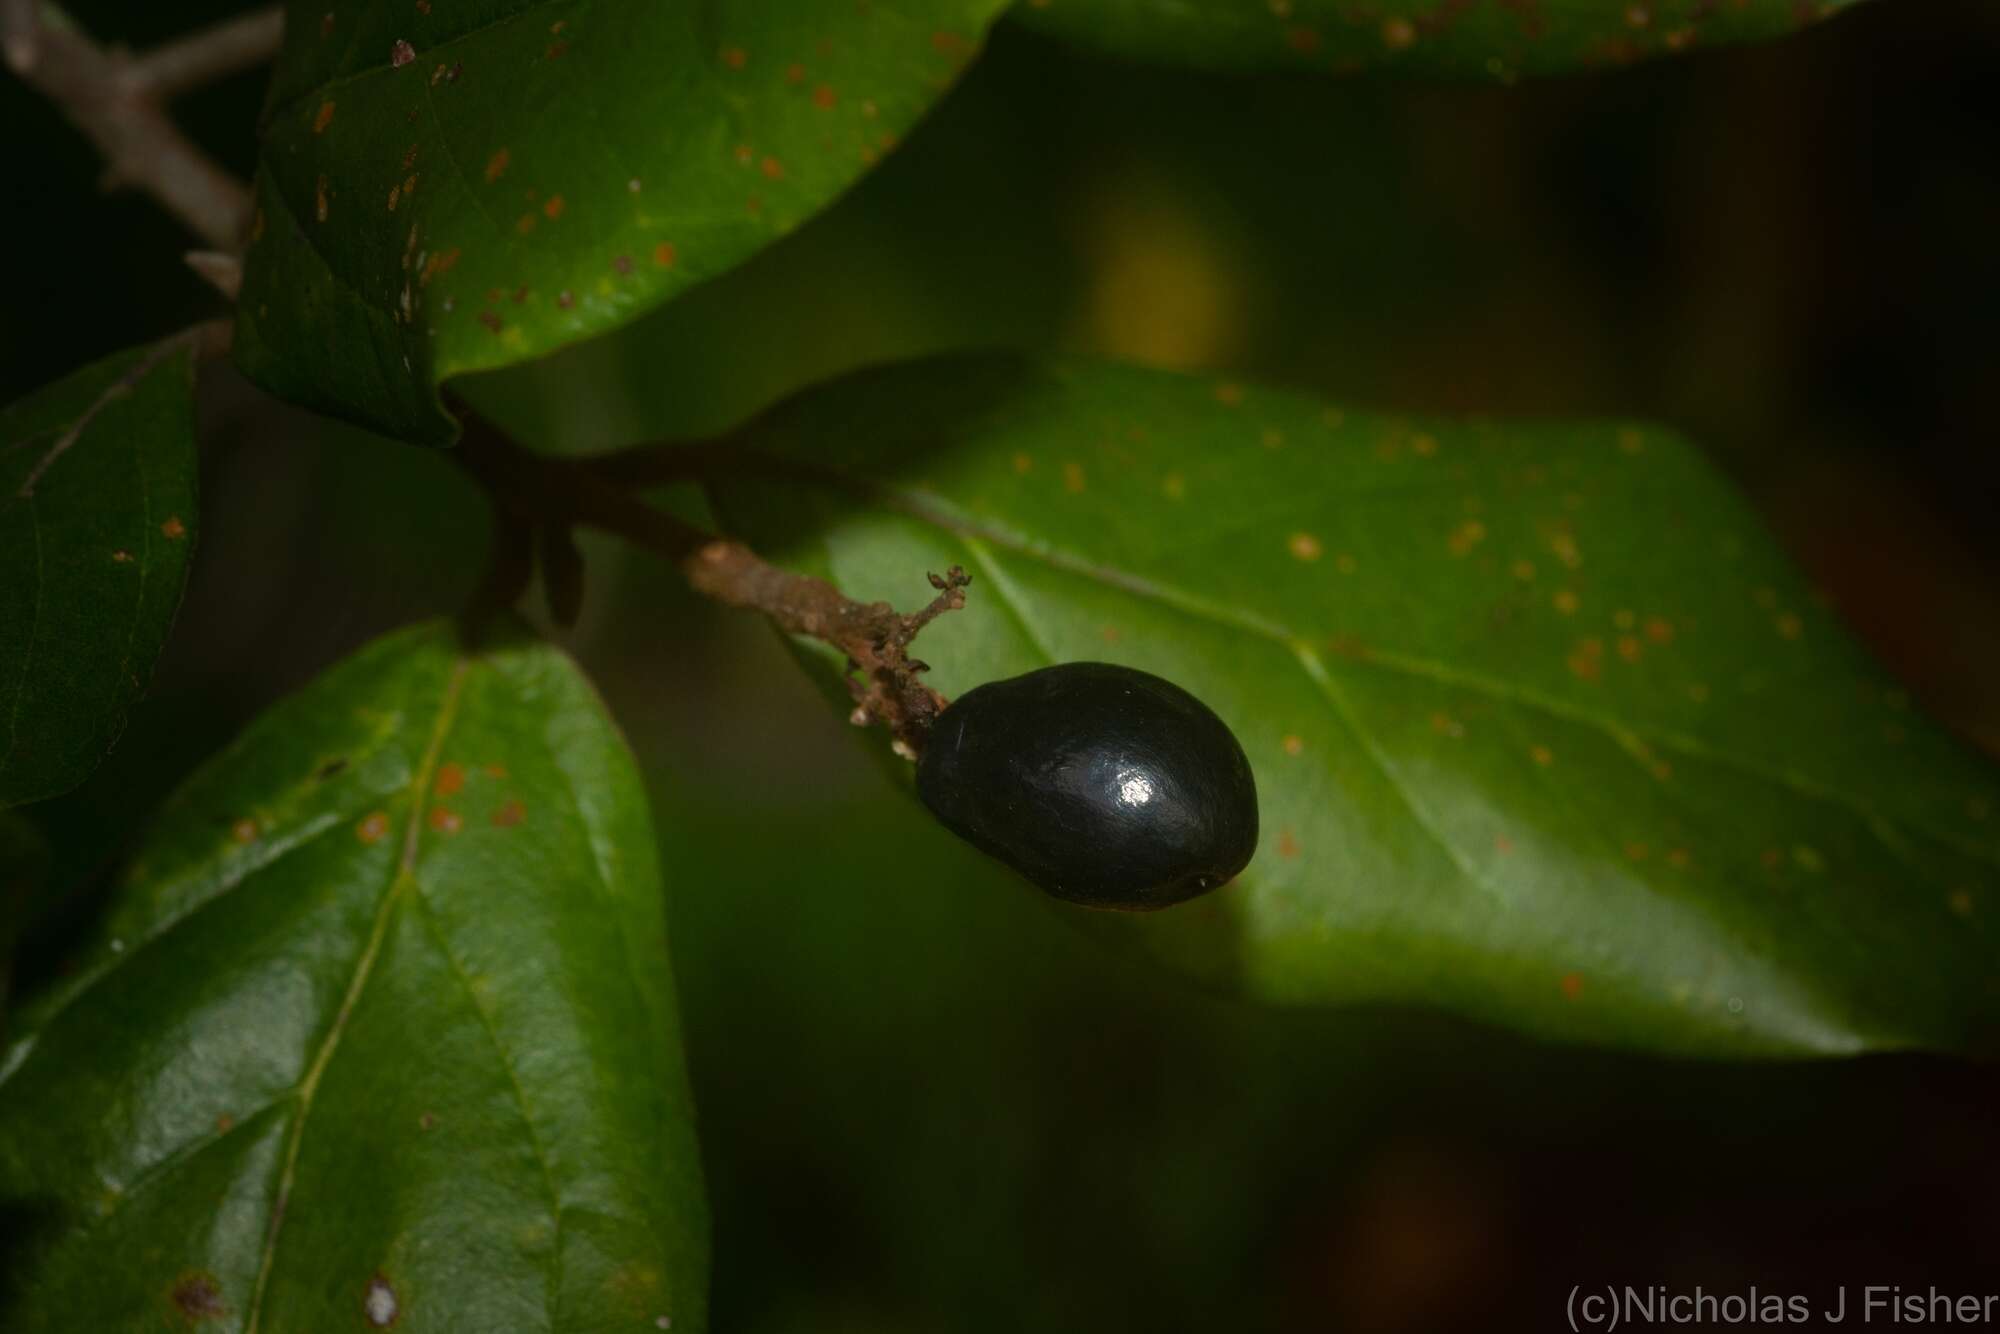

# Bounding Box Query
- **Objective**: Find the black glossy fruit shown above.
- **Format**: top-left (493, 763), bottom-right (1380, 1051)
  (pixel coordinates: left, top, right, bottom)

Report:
top-left (916, 662), bottom-right (1258, 910)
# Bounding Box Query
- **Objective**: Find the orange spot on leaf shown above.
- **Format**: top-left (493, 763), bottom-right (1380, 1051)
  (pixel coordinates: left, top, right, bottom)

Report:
top-left (493, 799), bottom-right (526, 828)
top-left (1567, 639), bottom-right (1603, 682)
top-left (543, 194), bottom-right (566, 219)
top-left (434, 762), bottom-right (465, 797)
top-left (484, 148), bottom-right (509, 183)
top-left (420, 247), bottom-right (460, 286)
top-left (1560, 972), bottom-right (1584, 1000)
top-left (428, 807), bottom-right (462, 835)
top-left (161, 515), bottom-right (187, 539)
top-left (171, 1272), bottom-right (227, 1321)
top-left (313, 101), bottom-right (335, 133)
top-left (356, 811), bottom-right (390, 844)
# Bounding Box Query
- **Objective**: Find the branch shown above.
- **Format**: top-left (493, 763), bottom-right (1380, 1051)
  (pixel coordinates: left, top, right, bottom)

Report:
top-left (2, 0), bottom-right (36, 74)
top-left (452, 415), bottom-right (970, 757)
top-left (130, 6), bottom-right (283, 101)
top-left (8, 4), bottom-right (278, 253)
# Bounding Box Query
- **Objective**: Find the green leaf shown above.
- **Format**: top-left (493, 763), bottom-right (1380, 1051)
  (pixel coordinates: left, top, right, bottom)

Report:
top-left (1, 338), bottom-right (199, 809)
top-left (704, 355), bottom-right (2000, 1057)
top-left (0, 622), bottom-right (706, 1331)
top-left (1007, 0), bottom-right (1863, 77)
top-left (0, 812), bottom-right (50, 1033)
top-left (234, 0), bottom-right (1011, 444)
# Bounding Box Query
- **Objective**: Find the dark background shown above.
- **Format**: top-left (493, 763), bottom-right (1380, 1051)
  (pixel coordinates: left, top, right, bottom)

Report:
top-left (6, 2), bottom-right (1999, 1329)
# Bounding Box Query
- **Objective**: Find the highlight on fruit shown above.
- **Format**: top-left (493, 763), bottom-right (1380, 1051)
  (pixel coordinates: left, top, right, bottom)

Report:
top-left (916, 662), bottom-right (1259, 911)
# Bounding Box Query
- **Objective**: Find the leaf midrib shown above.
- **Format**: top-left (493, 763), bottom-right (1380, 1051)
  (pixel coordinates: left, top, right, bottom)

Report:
top-left (242, 656), bottom-right (470, 1334)
top-left (751, 469), bottom-right (1998, 876)
top-left (264, 3), bottom-right (590, 125)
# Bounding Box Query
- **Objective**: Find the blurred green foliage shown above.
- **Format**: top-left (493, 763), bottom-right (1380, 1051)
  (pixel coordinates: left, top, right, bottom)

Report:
top-left (1, 339), bottom-right (198, 806)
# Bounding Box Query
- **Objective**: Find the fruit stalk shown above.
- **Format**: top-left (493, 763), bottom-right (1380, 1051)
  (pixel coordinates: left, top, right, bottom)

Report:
top-left (453, 411), bottom-right (971, 756)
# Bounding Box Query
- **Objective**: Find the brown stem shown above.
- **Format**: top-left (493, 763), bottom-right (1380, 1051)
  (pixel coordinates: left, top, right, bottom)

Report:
top-left (130, 6), bottom-right (282, 101)
top-left (684, 544), bottom-right (968, 757)
top-left (10, 4), bottom-right (274, 251)
top-left (452, 413), bottom-right (970, 757)
top-left (2, 0), bottom-right (37, 73)
top-left (183, 250), bottom-right (242, 301)
top-left (580, 437), bottom-right (742, 490)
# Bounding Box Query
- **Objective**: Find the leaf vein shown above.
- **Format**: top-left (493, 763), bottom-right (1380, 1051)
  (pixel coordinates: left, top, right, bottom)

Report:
top-left (0, 810), bottom-right (350, 1082)
top-left (241, 656), bottom-right (470, 1334)
top-left (407, 883), bottom-right (567, 1322)
top-left (851, 480), bottom-right (1998, 874)
top-left (1291, 642), bottom-right (1514, 904)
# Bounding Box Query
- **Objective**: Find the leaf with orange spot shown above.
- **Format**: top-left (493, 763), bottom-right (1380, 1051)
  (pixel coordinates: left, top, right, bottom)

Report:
top-left (0, 623), bottom-right (707, 1330)
top-left (706, 355), bottom-right (2000, 1057)
top-left (1, 338), bottom-right (199, 808)
top-left (1008, 0), bottom-right (1865, 78)
top-left (235, 0), bottom-right (1013, 443)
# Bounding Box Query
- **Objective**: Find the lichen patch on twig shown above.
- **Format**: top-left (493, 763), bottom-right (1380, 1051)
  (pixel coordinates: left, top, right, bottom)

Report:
top-left (685, 542), bottom-right (970, 757)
